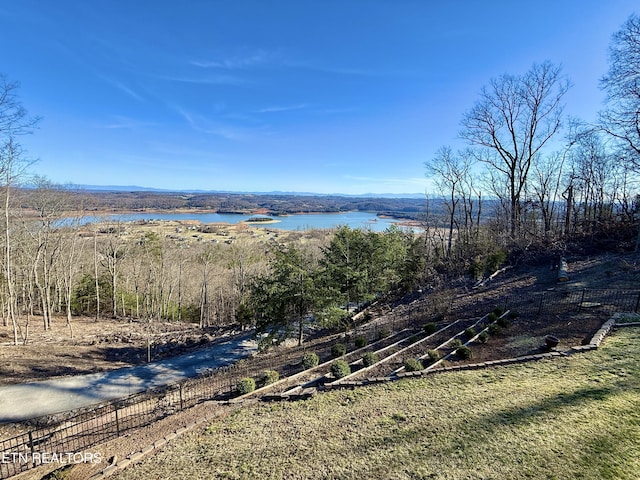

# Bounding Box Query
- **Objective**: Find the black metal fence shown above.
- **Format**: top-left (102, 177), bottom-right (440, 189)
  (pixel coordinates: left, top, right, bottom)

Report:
top-left (0, 288), bottom-right (637, 479)
top-left (502, 289), bottom-right (640, 317)
top-left (0, 366), bottom-right (239, 479)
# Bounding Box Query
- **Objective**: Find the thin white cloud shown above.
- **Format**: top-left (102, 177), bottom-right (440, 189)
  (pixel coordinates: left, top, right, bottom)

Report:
top-left (190, 49), bottom-right (280, 70)
top-left (170, 104), bottom-right (265, 141)
top-left (172, 105), bottom-right (198, 130)
top-left (98, 75), bottom-right (145, 102)
top-left (284, 60), bottom-right (376, 77)
top-left (207, 126), bottom-right (250, 141)
top-left (256, 103), bottom-right (310, 113)
top-left (97, 115), bottom-right (158, 129)
top-left (156, 73), bottom-right (250, 86)
top-left (312, 106), bottom-right (359, 115)
top-left (189, 50), bottom-right (379, 78)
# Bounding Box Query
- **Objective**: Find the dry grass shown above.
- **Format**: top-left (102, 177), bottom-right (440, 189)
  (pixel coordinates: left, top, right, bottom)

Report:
top-left (112, 327), bottom-right (640, 480)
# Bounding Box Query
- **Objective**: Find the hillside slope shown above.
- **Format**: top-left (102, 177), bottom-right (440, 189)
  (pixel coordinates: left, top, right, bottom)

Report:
top-left (112, 327), bottom-right (640, 480)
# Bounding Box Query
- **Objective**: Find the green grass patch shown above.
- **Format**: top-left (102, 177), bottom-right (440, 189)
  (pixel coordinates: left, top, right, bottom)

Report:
top-left (116, 329), bottom-right (640, 480)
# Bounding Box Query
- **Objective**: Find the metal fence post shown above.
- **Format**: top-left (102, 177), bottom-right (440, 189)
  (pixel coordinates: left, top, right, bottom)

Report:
top-left (537, 293), bottom-right (545, 316)
top-left (114, 405), bottom-right (120, 437)
top-left (179, 384), bottom-right (184, 411)
top-left (28, 431), bottom-right (35, 467)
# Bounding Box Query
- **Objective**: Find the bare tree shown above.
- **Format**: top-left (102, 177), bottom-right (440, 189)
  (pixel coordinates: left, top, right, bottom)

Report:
top-left (600, 14), bottom-right (640, 160)
top-left (0, 76), bottom-right (38, 344)
top-left (425, 146), bottom-right (479, 258)
top-left (425, 146), bottom-right (463, 258)
top-left (563, 129), bottom-right (616, 236)
top-left (59, 216), bottom-right (87, 338)
top-left (460, 61), bottom-right (570, 238)
top-left (0, 75), bottom-right (39, 140)
top-left (195, 245), bottom-right (219, 328)
top-left (0, 139), bottom-right (33, 344)
top-left (24, 178), bottom-right (70, 330)
top-left (99, 222), bottom-right (127, 318)
top-left (531, 146), bottom-right (571, 240)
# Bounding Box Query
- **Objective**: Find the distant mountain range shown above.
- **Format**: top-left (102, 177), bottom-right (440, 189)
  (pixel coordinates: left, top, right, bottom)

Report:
top-left (67, 184), bottom-right (427, 199)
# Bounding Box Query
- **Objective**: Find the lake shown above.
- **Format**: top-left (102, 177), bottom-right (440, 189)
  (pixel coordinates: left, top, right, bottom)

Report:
top-left (72, 211), bottom-right (415, 232)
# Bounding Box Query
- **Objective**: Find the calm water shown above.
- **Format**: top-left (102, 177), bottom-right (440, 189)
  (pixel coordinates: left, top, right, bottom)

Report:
top-left (72, 211), bottom-right (410, 232)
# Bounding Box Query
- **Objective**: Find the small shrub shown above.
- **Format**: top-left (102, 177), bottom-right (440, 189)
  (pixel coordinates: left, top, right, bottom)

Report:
top-left (496, 316), bottom-right (511, 328)
top-left (464, 327), bottom-right (477, 339)
top-left (487, 312), bottom-right (498, 322)
top-left (450, 338), bottom-right (463, 348)
top-left (423, 322), bottom-right (437, 335)
top-left (488, 324), bottom-right (502, 336)
top-left (261, 370), bottom-right (279, 385)
top-left (485, 250), bottom-right (507, 273)
top-left (404, 358), bottom-right (424, 372)
top-left (456, 345), bottom-right (472, 359)
top-left (236, 377), bottom-right (256, 395)
top-left (331, 359), bottom-right (351, 379)
top-left (478, 331), bottom-right (490, 344)
top-left (509, 310), bottom-right (519, 319)
top-left (493, 307), bottom-right (504, 316)
top-left (354, 335), bottom-right (368, 348)
top-left (426, 349), bottom-right (440, 363)
top-left (362, 351), bottom-right (379, 367)
top-left (331, 343), bottom-right (347, 357)
top-left (377, 328), bottom-right (391, 340)
top-left (301, 352), bottom-right (319, 369)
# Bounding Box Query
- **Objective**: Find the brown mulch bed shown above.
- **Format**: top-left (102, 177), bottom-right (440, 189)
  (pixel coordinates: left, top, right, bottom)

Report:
top-left (451, 311), bottom-right (606, 366)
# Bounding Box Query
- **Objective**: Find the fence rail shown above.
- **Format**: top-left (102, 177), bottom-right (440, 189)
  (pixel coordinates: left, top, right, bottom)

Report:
top-left (503, 288), bottom-right (640, 317)
top-left (0, 288), bottom-right (637, 479)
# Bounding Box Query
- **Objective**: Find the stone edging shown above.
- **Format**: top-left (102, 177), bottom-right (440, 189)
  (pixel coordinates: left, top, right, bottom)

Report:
top-left (92, 314), bottom-right (635, 476)
top-left (325, 315), bottom-right (623, 391)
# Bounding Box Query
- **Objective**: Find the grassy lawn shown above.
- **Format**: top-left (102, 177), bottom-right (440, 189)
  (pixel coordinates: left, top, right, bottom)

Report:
top-left (114, 328), bottom-right (640, 480)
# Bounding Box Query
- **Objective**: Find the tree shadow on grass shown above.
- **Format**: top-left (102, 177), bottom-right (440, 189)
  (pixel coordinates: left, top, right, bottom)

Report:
top-left (350, 375), bottom-right (637, 478)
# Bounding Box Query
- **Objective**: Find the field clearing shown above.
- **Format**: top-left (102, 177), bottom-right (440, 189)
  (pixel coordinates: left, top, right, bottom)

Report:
top-left (112, 327), bottom-right (640, 480)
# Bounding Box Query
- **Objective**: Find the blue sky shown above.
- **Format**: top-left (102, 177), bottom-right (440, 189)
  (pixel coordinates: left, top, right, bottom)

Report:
top-left (0, 1), bottom-right (637, 195)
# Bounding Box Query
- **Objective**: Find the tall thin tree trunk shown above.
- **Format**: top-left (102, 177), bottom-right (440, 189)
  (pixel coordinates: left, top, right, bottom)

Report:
top-left (4, 181), bottom-right (18, 345)
top-left (94, 232), bottom-right (100, 321)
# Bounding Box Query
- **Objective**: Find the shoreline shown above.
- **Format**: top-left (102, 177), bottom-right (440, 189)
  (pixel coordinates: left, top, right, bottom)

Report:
top-left (56, 207), bottom-right (415, 220)
top-left (244, 219), bottom-right (281, 224)
top-left (26, 207), bottom-right (422, 231)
